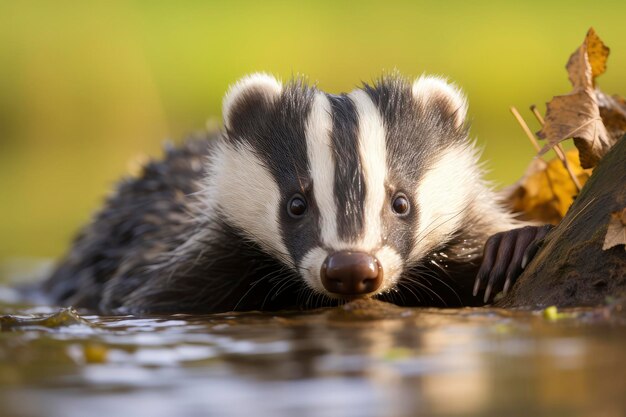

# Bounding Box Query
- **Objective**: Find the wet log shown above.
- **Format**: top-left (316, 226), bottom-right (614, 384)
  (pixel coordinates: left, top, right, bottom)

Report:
top-left (498, 135), bottom-right (626, 308)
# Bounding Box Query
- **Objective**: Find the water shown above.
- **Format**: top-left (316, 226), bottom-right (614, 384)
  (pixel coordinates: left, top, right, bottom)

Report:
top-left (1, 299), bottom-right (625, 417)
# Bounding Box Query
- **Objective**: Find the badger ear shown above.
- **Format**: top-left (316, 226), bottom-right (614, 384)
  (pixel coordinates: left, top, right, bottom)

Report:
top-left (412, 75), bottom-right (468, 129)
top-left (222, 73), bottom-right (283, 131)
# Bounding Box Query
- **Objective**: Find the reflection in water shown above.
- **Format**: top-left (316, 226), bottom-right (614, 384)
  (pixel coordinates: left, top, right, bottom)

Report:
top-left (1, 300), bottom-right (625, 417)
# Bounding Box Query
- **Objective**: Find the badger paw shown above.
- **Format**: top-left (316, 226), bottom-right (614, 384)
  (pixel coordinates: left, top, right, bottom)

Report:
top-left (473, 225), bottom-right (553, 303)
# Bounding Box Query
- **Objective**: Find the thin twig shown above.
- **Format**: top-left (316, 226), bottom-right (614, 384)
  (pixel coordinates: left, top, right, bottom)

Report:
top-left (510, 106), bottom-right (541, 152)
top-left (530, 105), bottom-right (582, 191)
top-left (529, 104), bottom-right (545, 125)
top-left (510, 106), bottom-right (561, 213)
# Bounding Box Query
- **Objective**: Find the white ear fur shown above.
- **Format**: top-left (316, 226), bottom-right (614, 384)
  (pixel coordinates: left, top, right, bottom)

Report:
top-left (222, 73), bottom-right (282, 130)
top-left (412, 75), bottom-right (468, 129)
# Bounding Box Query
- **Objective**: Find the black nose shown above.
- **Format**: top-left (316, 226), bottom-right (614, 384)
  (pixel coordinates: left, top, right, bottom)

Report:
top-left (320, 251), bottom-right (383, 296)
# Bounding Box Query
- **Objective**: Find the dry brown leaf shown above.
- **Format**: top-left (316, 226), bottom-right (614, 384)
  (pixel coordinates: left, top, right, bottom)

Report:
top-left (539, 90), bottom-right (611, 168)
top-left (537, 28), bottom-right (617, 169)
top-left (603, 208), bottom-right (626, 251)
top-left (503, 149), bottom-right (591, 224)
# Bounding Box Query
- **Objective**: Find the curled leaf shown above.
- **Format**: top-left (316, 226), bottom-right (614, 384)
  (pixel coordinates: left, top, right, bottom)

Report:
top-left (537, 28), bottom-right (618, 169)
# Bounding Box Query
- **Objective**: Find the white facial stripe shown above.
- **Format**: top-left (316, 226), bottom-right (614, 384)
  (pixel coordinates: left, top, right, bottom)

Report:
top-left (375, 245), bottom-right (404, 293)
top-left (306, 93), bottom-right (339, 247)
top-left (349, 89), bottom-right (388, 250)
top-left (207, 142), bottom-right (292, 266)
top-left (410, 143), bottom-right (481, 261)
top-left (298, 247), bottom-right (329, 294)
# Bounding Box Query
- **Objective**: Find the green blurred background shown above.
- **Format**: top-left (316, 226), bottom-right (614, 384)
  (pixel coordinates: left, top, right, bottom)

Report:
top-left (0, 1), bottom-right (624, 263)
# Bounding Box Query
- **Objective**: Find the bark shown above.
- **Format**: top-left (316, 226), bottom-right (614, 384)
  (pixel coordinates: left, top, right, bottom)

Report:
top-left (497, 135), bottom-right (626, 308)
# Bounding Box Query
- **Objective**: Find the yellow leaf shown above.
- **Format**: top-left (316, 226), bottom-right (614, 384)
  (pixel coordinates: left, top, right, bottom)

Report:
top-left (584, 27), bottom-right (610, 83)
top-left (504, 149), bottom-right (591, 224)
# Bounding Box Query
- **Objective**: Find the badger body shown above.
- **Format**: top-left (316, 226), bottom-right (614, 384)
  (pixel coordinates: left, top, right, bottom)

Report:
top-left (43, 73), bottom-right (521, 314)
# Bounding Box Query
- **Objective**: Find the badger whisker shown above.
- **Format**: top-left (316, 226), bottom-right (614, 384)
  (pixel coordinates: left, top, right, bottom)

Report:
top-left (401, 274), bottom-right (447, 305)
top-left (395, 282), bottom-right (418, 304)
top-left (411, 267), bottom-right (462, 305)
top-left (262, 273), bottom-right (299, 309)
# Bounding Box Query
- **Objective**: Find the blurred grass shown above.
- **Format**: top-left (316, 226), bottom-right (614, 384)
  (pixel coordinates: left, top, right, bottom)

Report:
top-left (0, 0), bottom-right (625, 260)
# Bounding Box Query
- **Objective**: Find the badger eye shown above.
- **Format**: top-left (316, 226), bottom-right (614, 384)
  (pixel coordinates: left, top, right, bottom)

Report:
top-left (287, 194), bottom-right (307, 218)
top-left (392, 193), bottom-right (410, 216)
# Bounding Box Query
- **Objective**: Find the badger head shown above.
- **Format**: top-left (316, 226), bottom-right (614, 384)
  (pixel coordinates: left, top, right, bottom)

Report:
top-left (205, 72), bottom-right (492, 304)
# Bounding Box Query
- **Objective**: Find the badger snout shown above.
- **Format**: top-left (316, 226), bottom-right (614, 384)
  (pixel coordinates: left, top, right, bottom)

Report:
top-left (320, 251), bottom-right (383, 296)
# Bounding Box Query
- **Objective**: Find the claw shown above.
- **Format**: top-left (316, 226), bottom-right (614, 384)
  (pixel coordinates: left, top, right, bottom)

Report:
top-left (475, 224), bottom-right (554, 303)
top-left (503, 275), bottom-right (513, 295)
top-left (473, 233), bottom-right (502, 297)
top-left (483, 233), bottom-right (517, 303)
top-left (473, 276), bottom-right (481, 297)
top-left (484, 282), bottom-right (493, 304)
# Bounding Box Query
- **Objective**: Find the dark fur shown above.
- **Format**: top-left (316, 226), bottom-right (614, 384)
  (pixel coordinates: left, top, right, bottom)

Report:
top-left (42, 137), bottom-right (213, 310)
top-left (327, 93), bottom-right (365, 240)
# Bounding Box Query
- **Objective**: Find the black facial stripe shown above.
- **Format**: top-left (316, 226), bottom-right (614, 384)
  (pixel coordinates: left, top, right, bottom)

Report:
top-left (363, 75), bottom-right (468, 184)
top-left (226, 79), bottom-right (320, 265)
top-left (362, 74), bottom-right (469, 261)
top-left (272, 83), bottom-right (320, 265)
top-left (364, 76), bottom-right (429, 184)
top-left (327, 94), bottom-right (365, 241)
top-left (363, 76), bottom-right (425, 259)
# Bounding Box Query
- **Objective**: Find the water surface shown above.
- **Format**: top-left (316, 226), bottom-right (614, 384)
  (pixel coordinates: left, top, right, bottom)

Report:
top-left (1, 299), bottom-right (625, 417)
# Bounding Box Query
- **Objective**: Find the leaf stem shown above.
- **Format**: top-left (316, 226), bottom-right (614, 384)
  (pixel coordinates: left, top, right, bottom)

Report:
top-left (510, 106), bottom-right (541, 152)
top-left (530, 105), bottom-right (582, 191)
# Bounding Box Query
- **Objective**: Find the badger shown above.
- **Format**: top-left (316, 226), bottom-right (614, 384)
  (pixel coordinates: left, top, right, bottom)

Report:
top-left (42, 72), bottom-right (550, 314)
